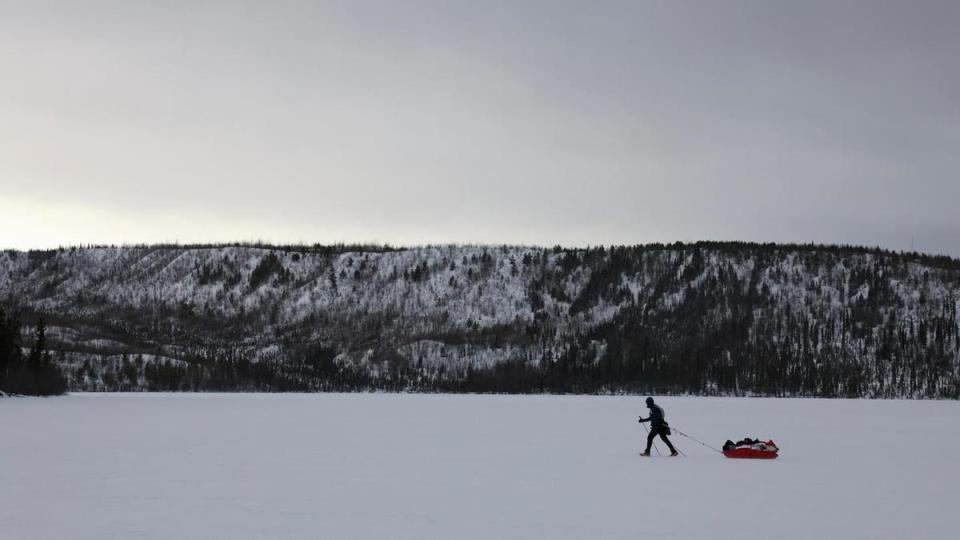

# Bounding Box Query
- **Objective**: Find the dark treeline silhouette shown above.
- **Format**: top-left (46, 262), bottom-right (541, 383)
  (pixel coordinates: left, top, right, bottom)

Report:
top-left (3, 242), bottom-right (960, 398)
top-left (0, 308), bottom-right (67, 396)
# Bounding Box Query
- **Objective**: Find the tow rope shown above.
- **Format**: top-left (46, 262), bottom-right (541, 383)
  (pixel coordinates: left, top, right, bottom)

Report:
top-left (671, 427), bottom-right (723, 454)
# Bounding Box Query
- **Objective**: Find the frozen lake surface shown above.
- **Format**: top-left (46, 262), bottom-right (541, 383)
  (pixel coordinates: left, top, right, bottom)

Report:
top-left (2, 393), bottom-right (958, 539)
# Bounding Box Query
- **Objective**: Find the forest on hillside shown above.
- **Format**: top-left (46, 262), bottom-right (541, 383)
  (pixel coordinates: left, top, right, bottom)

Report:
top-left (1, 241), bottom-right (958, 398)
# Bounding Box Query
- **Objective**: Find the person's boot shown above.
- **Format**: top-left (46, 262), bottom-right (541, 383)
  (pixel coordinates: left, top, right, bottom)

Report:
top-left (640, 450), bottom-right (651, 457)
top-left (670, 450), bottom-right (679, 457)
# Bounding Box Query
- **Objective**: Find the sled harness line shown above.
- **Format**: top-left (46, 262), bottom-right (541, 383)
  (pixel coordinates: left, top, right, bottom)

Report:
top-left (671, 427), bottom-right (723, 454)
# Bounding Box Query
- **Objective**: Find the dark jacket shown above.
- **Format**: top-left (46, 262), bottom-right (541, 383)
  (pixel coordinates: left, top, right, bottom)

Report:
top-left (640, 404), bottom-right (668, 431)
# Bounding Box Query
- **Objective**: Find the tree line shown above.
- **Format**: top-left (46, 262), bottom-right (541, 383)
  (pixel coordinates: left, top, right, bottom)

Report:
top-left (0, 308), bottom-right (67, 396)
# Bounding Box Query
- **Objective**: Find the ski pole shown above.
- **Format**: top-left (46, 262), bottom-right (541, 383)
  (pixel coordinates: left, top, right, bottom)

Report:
top-left (673, 443), bottom-right (687, 457)
top-left (652, 424), bottom-right (685, 456)
top-left (640, 422), bottom-right (661, 456)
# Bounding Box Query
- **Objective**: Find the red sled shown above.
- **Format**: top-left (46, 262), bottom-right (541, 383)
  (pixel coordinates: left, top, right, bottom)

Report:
top-left (722, 439), bottom-right (779, 459)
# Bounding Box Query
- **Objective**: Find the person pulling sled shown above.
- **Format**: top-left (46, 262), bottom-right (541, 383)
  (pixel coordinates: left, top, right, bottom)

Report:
top-left (638, 397), bottom-right (679, 457)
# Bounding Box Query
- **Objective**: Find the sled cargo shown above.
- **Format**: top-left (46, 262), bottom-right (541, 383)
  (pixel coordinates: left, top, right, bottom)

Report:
top-left (722, 439), bottom-right (779, 459)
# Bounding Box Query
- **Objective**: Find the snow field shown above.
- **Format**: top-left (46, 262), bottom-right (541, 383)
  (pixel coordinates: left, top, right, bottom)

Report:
top-left (1, 394), bottom-right (957, 539)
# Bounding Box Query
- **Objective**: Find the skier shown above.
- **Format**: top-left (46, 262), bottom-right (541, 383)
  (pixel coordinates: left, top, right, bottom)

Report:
top-left (638, 397), bottom-right (679, 456)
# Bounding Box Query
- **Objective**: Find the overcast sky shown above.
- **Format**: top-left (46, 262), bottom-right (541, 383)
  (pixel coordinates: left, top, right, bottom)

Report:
top-left (2, 1), bottom-right (958, 255)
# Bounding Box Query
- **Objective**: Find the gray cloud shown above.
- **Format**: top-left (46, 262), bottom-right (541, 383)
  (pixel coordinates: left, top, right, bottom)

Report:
top-left (1, 0), bottom-right (958, 254)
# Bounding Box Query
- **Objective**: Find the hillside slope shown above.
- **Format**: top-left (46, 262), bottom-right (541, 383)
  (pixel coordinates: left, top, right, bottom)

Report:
top-left (2, 242), bottom-right (958, 397)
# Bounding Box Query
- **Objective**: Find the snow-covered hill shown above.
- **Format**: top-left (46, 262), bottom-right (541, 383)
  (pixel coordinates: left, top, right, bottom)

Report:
top-left (1, 242), bottom-right (958, 396)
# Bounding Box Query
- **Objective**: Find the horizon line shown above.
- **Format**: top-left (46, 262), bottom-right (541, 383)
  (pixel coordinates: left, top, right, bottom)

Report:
top-left (3, 239), bottom-right (959, 263)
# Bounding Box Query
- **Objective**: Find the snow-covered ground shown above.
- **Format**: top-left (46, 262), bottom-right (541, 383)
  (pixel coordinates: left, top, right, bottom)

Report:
top-left (1, 394), bottom-right (957, 539)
